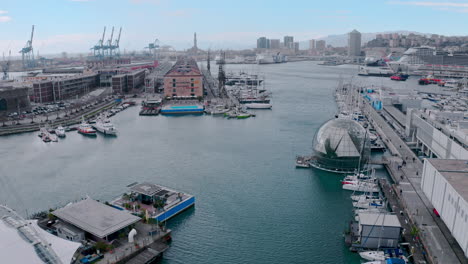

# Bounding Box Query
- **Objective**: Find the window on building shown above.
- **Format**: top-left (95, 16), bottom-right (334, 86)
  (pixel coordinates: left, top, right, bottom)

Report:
top-left (172, 94), bottom-right (177, 97)
top-left (173, 89), bottom-right (176, 92)
top-left (191, 83), bottom-right (194, 87)
top-left (191, 88), bottom-right (194, 92)
top-left (173, 79), bottom-right (176, 82)
top-left (173, 83), bottom-right (176, 87)
top-left (191, 93), bottom-right (195, 97)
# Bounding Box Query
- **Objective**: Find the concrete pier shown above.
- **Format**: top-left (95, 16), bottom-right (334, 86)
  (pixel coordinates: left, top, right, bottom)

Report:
top-left (363, 99), bottom-right (467, 264)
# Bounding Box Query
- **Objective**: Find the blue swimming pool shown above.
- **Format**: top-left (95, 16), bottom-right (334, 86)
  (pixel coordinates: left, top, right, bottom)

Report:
top-left (170, 106), bottom-right (200, 109)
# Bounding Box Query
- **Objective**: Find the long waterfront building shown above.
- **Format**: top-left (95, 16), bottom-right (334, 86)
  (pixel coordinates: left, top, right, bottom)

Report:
top-left (32, 74), bottom-right (99, 103)
top-left (421, 159), bottom-right (468, 258)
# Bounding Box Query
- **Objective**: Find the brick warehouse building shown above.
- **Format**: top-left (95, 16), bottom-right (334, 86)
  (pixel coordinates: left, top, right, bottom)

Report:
top-left (163, 57), bottom-right (203, 99)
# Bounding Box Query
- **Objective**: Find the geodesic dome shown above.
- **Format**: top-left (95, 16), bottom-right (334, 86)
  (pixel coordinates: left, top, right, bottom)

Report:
top-left (312, 118), bottom-right (370, 172)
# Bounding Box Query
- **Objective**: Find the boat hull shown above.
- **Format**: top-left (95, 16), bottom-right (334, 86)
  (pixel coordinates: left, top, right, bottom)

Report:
top-left (245, 103), bottom-right (272, 109)
top-left (78, 130), bottom-right (97, 136)
top-left (94, 126), bottom-right (117, 136)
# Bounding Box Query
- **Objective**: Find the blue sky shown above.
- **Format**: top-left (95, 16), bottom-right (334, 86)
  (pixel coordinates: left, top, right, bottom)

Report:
top-left (1, 0), bottom-right (468, 55)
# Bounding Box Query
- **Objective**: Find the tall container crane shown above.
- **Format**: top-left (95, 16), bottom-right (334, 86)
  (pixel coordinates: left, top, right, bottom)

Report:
top-left (105, 26), bottom-right (114, 57)
top-left (19, 25), bottom-right (35, 68)
top-left (91, 27), bottom-right (106, 58)
top-left (110, 27), bottom-right (122, 58)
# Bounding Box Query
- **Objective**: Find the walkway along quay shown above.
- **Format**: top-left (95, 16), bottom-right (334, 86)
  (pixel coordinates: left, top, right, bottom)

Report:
top-left (0, 99), bottom-right (118, 136)
top-left (360, 92), bottom-right (467, 264)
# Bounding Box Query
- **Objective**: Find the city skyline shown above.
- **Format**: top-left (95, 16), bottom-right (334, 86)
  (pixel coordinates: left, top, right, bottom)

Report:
top-left (2, 0), bottom-right (468, 54)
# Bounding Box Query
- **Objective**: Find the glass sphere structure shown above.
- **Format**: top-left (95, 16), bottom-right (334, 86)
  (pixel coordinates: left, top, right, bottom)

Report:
top-left (311, 118), bottom-right (370, 173)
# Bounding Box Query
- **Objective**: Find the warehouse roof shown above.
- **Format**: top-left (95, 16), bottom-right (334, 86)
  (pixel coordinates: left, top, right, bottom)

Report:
top-left (358, 212), bottom-right (401, 228)
top-left (165, 57), bottom-right (201, 77)
top-left (426, 159), bottom-right (468, 202)
top-left (52, 198), bottom-right (140, 238)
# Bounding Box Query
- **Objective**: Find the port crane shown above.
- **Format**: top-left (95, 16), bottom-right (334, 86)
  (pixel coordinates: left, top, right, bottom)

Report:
top-left (91, 26), bottom-right (106, 58)
top-left (145, 38), bottom-right (160, 59)
top-left (110, 27), bottom-right (122, 57)
top-left (2, 50), bottom-right (11, 80)
top-left (19, 25), bottom-right (35, 68)
top-left (91, 26), bottom-right (121, 59)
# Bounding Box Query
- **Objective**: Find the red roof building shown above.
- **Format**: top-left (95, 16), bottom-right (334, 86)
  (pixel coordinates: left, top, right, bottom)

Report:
top-left (163, 57), bottom-right (203, 99)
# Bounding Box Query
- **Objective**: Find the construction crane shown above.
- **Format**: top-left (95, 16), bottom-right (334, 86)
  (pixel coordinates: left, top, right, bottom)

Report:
top-left (19, 25), bottom-right (35, 68)
top-left (2, 50), bottom-right (11, 80)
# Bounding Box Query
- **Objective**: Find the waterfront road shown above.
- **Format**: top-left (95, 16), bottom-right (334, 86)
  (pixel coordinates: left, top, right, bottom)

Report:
top-left (363, 101), bottom-right (466, 264)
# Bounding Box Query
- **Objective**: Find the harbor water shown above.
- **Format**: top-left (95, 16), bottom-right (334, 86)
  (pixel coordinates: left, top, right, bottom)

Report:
top-left (1, 62), bottom-right (394, 264)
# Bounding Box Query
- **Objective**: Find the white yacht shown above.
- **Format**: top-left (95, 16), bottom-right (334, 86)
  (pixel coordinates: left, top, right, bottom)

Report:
top-left (245, 103), bottom-right (272, 109)
top-left (55, 126), bottom-right (66, 138)
top-left (359, 251), bottom-right (386, 261)
top-left (93, 116), bottom-right (117, 136)
top-left (342, 181), bottom-right (379, 193)
top-left (353, 199), bottom-right (384, 209)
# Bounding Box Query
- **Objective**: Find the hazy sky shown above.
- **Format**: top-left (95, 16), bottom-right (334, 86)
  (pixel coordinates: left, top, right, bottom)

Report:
top-left (1, 0), bottom-right (468, 55)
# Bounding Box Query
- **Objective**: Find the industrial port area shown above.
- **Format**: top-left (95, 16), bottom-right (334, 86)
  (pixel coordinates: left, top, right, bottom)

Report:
top-left (2, 1), bottom-right (468, 263)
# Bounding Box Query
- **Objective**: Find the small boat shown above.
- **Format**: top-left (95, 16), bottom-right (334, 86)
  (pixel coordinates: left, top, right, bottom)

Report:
top-left (42, 133), bottom-right (51, 142)
top-left (237, 113), bottom-right (252, 119)
top-left (296, 156), bottom-right (311, 168)
top-left (245, 103), bottom-right (272, 109)
top-left (55, 126), bottom-right (66, 138)
top-left (342, 173), bottom-right (374, 184)
top-left (364, 258), bottom-right (407, 264)
top-left (390, 75), bottom-right (404, 81)
top-left (343, 182), bottom-right (379, 193)
top-left (39, 127), bottom-right (57, 142)
top-left (351, 194), bottom-right (380, 202)
top-left (210, 105), bottom-right (230, 115)
top-left (353, 200), bottom-right (384, 209)
top-left (359, 251), bottom-right (386, 261)
top-left (93, 116), bottom-right (117, 136)
top-left (78, 119), bottom-right (97, 136)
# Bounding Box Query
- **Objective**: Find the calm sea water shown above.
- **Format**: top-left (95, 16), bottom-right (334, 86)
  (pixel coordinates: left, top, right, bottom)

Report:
top-left (1, 61), bottom-right (393, 264)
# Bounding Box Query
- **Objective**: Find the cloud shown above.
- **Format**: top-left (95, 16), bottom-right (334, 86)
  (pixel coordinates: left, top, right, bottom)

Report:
top-left (387, 1), bottom-right (468, 7)
top-left (0, 16), bottom-right (11, 22)
top-left (0, 10), bottom-right (8, 14)
top-left (70, 0), bottom-right (92, 1)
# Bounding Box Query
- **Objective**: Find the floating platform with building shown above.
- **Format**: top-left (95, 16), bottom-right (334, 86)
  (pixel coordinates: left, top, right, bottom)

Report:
top-left (160, 104), bottom-right (204, 115)
top-left (111, 182), bottom-right (195, 222)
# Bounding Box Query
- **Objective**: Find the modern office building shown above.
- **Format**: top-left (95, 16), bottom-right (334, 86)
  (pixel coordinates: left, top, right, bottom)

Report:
top-left (293, 42), bottom-right (300, 52)
top-left (269, 39), bottom-right (280, 49)
top-left (309, 39), bottom-right (316, 50)
top-left (348, 29), bottom-right (362, 57)
top-left (421, 159), bottom-right (468, 258)
top-left (163, 57), bottom-right (203, 99)
top-left (257, 37), bottom-right (269, 49)
top-left (316, 40), bottom-right (326, 51)
top-left (32, 74), bottom-right (100, 103)
top-left (284, 36), bottom-right (294, 49)
top-left (111, 69), bottom-right (146, 94)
